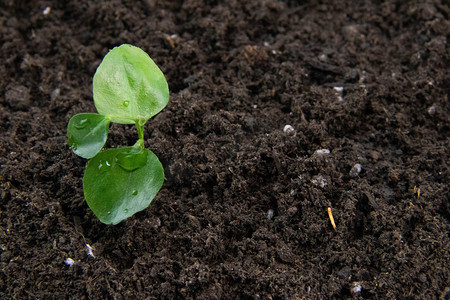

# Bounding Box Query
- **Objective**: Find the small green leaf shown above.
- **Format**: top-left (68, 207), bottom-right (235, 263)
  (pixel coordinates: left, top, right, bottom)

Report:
top-left (67, 113), bottom-right (110, 159)
top-left (93, 44), bottom-right (169, 124)
top-left (83, 147), bottom-right (164, 225)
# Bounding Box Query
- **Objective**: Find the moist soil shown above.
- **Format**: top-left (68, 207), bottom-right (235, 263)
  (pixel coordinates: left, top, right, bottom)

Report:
top-left (1, 1), bottom-right (449, 299)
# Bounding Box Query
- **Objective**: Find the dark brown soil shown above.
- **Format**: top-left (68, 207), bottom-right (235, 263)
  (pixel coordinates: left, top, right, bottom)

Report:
top-left (1, 0), bottom-right (449, 299)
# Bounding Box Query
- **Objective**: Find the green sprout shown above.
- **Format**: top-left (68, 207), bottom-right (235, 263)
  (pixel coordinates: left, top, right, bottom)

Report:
top-left (67, 44), bottom-right (169, 225)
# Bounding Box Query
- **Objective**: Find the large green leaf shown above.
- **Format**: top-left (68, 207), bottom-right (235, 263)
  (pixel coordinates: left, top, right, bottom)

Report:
top-left (67, 113), bottom-right (110, 159)
top-left (93, 44), bottom-right (169, 124)
top-left (83, 147), bottom-right (164, 225)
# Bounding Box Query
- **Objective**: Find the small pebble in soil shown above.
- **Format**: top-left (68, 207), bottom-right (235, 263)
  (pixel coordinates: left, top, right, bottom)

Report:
top-left (151, 217), bottom-right (161, 229)
top-left (245, 116), bottom-right (254, 130)
top-left (351, 281), bottom-right (363, 294)
top-left (267, 209), bottom-right (274, 220)
top-left (287, 206), bottom-right (298, 217)
top-left (5, 85), bottom-right (30, 110)
top-left (312, 175), bottom-right (328, 188)
top-left (86, 244), bottom-right (95, 258)
top-left (283, 125), bottom-right (295, 135)
top-left (314, 149), bottom-right (330, 156)
top-left (338, 266), bottom-right (352, 278)
top-left (349, 163), bottom-right (362, 177)
top-left (64, 258), bottom-right (75, 266)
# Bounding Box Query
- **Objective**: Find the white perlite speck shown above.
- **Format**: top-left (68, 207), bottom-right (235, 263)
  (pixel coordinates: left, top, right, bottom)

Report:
top-left (50, 88), bottom-right (60, 100)
top-left (312, 175), bottom-right (328, 188)
top-left (427, 104), bottom-right (436, 115)
top-left (283, 125), bottom-right (295, 135)
top-left (333, 86), bottom-right (344, 101)
top-left (351, 282), bottom-right (362, 294)
top-left (349, 163), bottom-right (362, 177)
top-left (267, 209), bottom-right (274, 220)
top-left (64, 258), bottom-right (75, 266)
top-left (86, 244), bottom-right (95, 258)
top-left (42, 6), bottom-right (51, 15)
top-left (314, 149), bottom-right (330, 155)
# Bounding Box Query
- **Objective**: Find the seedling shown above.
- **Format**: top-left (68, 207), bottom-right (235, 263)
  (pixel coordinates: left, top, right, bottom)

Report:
top-left (67, 44), bottom-right (169, 225)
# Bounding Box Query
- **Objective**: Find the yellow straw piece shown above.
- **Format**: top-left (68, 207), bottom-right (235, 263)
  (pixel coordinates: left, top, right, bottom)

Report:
top-left (328, 207), bottom-right (336, 231)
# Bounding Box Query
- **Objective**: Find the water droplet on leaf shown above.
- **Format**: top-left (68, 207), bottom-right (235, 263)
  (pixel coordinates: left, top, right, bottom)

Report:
top-left (132, 190), bottom-right (138, 196)
top-left (107, 211), bottom-right (111, 215)
top-left (124, 208), bottom-right (129, 213)
top-left (122, 100), bottom-right (130, 107)
top-left (97, 160), bottom-right (109, 173)
top-left (117, 148), bottom-right (148, 171)
top-left (75, 118), bottom-right (88, 129)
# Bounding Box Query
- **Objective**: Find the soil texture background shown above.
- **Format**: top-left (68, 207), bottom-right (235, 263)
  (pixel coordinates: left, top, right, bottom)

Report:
top-left (1, 0), bottom-right (449, 299)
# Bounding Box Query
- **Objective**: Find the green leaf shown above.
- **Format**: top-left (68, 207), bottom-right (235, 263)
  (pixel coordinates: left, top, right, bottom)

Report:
top-left (67, 113), bottom-right (110, 159)
top-left (83, 147), bottom-right (164, 225)
top-left (93, 44), bottom-right (169, 124)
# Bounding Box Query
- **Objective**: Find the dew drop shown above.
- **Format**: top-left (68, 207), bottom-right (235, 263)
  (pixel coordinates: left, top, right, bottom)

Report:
top-left (98, 160), bottom-right (109, 173)
top-left (75, 118), bottom-right (88, 129)
top-left (117, 148), bottom-right (148, 171)
top-left (124, 208), bottom-right (129, 213)
top-left (132, 190), bottom-right (138, 196)
top-left (107, 211), bottom-right (111, 215)
top-left (122, 100), bottom-right (130, 107)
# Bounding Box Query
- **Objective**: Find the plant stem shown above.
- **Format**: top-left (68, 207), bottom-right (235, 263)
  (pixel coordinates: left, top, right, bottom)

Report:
top-left (135, 119), bottom-right (146, 149)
